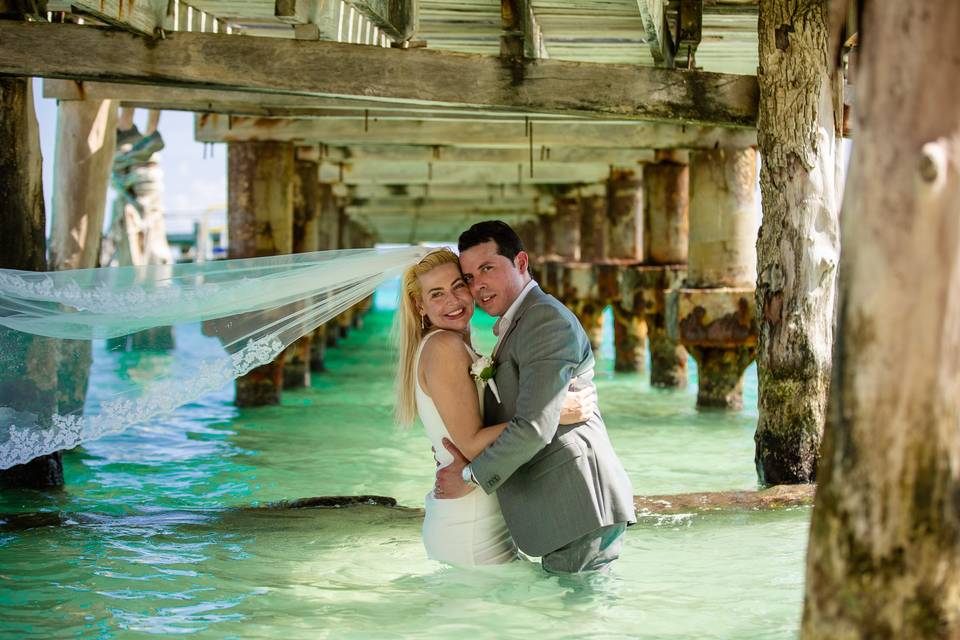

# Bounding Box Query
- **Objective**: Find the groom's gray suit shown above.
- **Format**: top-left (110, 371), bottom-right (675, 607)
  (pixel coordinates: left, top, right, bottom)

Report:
top-left (469, 284), bottom-right (636, 559)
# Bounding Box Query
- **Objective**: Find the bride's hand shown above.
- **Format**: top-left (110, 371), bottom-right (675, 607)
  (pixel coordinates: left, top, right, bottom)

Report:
top-left (434, 438), bottom-right (474, 499)
top-left (559, 379), bottom-right (597, 425)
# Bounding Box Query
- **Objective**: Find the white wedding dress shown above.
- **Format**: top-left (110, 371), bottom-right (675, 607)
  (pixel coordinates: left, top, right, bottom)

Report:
top-left (416, 330), bottom-right (517, 565)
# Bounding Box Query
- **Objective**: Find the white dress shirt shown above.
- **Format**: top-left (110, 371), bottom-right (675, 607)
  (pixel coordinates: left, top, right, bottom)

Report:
top-left (492, 279), bottom-right (538, 356)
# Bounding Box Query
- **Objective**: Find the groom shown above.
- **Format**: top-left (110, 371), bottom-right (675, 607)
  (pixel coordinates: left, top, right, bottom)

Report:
top-left (436, 220), bottom-right (636, 573)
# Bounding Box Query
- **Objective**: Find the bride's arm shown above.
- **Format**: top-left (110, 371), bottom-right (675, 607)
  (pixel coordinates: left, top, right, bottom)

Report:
top-left (421, 333), bottom-right (507, 461)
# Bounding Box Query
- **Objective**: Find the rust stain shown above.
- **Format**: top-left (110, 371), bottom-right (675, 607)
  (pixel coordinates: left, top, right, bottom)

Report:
top-left (679, 300), bottom-right (758, 347)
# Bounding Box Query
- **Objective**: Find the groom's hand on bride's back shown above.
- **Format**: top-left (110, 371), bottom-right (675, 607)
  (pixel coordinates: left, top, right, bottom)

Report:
top-left (559, 379), bottom-right (597, 425)
top-left (434, 438), bottom-right (472, 499)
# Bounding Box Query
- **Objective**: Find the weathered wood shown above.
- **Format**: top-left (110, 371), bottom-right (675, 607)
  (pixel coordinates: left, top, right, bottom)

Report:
top-left (44, 77), bottom-right (624, 122)
top-left (644, 153), bottom-right (689, 264)
top-left (349, 184), bottom-right (542, 200)
top-left (684, 147), bottom-right (758, 409)
top-left (228, 141), bottom-right (294, 406)
top-left (49, 99), bottom-right (116, 271)
top-left (637, 0), bottom-right (671, 65)
top-left (0, 78), bottom-right (63, 489)
top-left (801, 2), bottom-right (960, 638)
top-left (613, 305), bottom-right (647, 372)
top-left (606, 169), bottom-right (644, 261)
top-left (578, 193), bottom-right (607, 262)
top-left (49, 98), bottom-right (116, 418)
top-left (635, 483), bottom-right (814, 515)
top-left (275, 0), bottom-right (325, 26)
top-left (197, 114), bottom-right (757, 149)
top-left (501, 0), bottom-right (547, 60)
top-left (687, 148), bottom-right (757, 288)
top-left (45, 0), bottom-right (169, 35)
top-left (315, 144), bottom-right (654, 165)
top-left (550, 195), bottom-right (581, 261)
top-left (347, 0), bottom-right (415, 41)
top-left (0, 486), bottom-right (812, 531)
top-left (0, 22), bottom-right (760, 127)
top-left (346, 199), bottom-right (547, 217)
top-left (320, 159), bottom-right (634, 185)
top-left (284, 158), bottom-right (321, 390)
top-left (754, 0), bottom-right (841, 487)
top-left (621, 265), bottom-right (688, 387)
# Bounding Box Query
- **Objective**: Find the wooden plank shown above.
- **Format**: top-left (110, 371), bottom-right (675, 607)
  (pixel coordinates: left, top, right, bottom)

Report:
top-left (636, 0), bottom-right (671, 65)
top-left (346, 0), bottom-right (415, 41)
top-left (196, 113), bottom-right (757, 148)
top-left (502, 0), bottom-right (547, 59)
top-left (43, 0), bottom-right (169, 35)
top-left (275, 0), bottom-right (314, 24)
top-left (1, 22), bottom-right (759, 127)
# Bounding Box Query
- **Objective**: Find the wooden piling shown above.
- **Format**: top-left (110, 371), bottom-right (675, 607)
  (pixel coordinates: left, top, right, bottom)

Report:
top-left (227, 140), bottom-right (294, 406)
top-left (0, 78), bottom-right (63, 489)
top-left (682, 148), bottom-right (758, 409)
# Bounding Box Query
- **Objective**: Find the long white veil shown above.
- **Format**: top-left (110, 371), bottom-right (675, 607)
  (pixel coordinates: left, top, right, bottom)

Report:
top-left (0, 246), bottom-right (430, 469)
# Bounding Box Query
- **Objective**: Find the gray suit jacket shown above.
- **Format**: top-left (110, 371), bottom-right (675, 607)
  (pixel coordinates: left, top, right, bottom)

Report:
top-left (470, 285), bottom-right (636, 556)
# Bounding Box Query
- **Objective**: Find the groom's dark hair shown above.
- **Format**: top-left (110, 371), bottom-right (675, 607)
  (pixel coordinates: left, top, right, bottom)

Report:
top-left (458, 220), bottom-right (525, 262)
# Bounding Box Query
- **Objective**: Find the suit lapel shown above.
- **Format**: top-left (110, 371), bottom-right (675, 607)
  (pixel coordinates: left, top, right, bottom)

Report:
top-left (492, 285), bottom-right (545, 361)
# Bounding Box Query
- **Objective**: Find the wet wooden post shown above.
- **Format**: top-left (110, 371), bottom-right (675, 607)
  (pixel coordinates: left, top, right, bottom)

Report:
top-left (643, 150), bottom-right (690, 387)
top-left (605, 169), bottom-right (647, 372)
top-left (538, 190), bottom-right (580, 302)
top-left (334, 219), bottom-right (364, 339)
top-left (802, 3), bottom-right (960, 637)
top-left (283, 154), bottom-right (320, 389)
top-left (310, 183), bottom-right (340, 371)
top-left (514, 219), bottom-right (542, 281)
top-left (676, 148), bottom-right (758, 409)
top-left (0, 77), bottom-right (63, 489)
top-left (753, 0), bottom-right (842, 485)
top-left (227, 140), bottom-right (294, 406)
top-left (350, 223), bottom-right (376, 331)
top-left (49, 95), bottom-right (117, 414)
top-left (556, 189), bottom-right (605, 352)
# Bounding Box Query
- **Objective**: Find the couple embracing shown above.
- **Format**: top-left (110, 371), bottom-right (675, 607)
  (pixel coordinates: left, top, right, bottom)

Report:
top-left (395, 221), bottom-right (636, 574)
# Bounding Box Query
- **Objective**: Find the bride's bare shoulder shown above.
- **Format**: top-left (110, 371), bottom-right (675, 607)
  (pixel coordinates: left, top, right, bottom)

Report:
top-left (420, 330), bottom-right (470, 363)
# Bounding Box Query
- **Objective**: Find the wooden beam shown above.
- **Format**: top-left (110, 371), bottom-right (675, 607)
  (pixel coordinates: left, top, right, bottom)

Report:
top-left (44, 0), bottom-right (169, 35)
top-left (40, 79), bottom-right (576, 119)
top-left (347, 184), bottom-right (543, 200)
top-left (354, 211), bottom-right (539, 243)
top-left (345, 0), bottom-right (415, 42)
top-left (2, 22), bottom-right (759, 127)
top-left (318, 160), bottom-right (621, 184)
top-left (346, 199), bottom-right (550, 217)
top-left (301, 144), bottom-right (654, 165)
top-left (197, 114), bottom-right (756, 148)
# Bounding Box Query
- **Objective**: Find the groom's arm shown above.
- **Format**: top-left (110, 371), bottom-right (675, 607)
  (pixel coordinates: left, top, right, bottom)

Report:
top-left (469, 303), bottom-right (583, 494)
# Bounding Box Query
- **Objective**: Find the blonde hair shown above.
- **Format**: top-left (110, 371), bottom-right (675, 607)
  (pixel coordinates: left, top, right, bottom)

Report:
top-left (393, 248), bottom-right (462, 427)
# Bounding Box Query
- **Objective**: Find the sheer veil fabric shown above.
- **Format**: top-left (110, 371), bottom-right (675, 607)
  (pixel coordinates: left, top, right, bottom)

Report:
top-left (0, 246), bottom-right (430, 469)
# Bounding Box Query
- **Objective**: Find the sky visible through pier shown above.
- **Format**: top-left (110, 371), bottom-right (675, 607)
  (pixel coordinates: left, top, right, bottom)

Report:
top-left (33, 79), bottom-right (228, 238)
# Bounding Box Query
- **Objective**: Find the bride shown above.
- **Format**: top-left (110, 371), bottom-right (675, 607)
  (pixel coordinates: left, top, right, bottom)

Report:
top-left (394, 248), bottom-right (592, 565)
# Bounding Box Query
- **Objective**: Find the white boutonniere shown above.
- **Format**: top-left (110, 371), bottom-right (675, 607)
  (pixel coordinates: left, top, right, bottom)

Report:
top-left (470, 355), bottom-right (501, 403)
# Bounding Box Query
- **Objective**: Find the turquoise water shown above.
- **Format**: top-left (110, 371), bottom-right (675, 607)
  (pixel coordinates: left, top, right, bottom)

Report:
top-left (0, 288), bottom-right (809, 639)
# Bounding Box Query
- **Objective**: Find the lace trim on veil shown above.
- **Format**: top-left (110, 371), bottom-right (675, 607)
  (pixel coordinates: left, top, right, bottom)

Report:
top-left (0, 246), bottom-right (430, 469)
